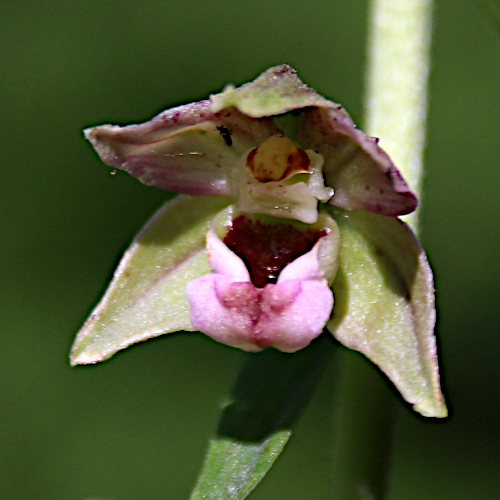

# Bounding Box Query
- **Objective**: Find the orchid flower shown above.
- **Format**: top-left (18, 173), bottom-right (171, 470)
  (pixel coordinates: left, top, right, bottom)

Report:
top-left (71, 65), bottom-right (446, 417)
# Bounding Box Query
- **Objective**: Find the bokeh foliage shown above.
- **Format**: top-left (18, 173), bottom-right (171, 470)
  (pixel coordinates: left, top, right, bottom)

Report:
top-left (1, 0), bottom-right (499, 498)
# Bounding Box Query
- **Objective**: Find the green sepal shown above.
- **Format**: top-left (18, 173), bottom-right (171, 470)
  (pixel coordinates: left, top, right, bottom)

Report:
top-left (70, 195), bottom-right (232, 366)
top-left (211, 64), bottom-right (339, 118)
top-left (190, 335), bottom-right (336, 500)
top-left (327, 208), bottom-right (447, 418)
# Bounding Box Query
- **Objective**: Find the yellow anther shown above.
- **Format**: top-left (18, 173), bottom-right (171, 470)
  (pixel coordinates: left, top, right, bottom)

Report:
top-left (246, 134), bottom-right (310, 183)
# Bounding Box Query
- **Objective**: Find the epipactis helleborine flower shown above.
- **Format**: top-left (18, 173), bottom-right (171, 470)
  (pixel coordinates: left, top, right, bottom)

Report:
top-left (71, 65), bottom-right (446, 417)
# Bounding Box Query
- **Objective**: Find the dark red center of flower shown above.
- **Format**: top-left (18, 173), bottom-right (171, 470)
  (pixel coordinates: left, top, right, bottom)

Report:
top-left (223, 215), bottom-right (328, 288)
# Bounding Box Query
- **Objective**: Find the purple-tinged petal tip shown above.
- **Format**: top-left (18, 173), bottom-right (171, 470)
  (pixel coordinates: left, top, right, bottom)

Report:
top-left (84, 101), bottom-right (279, 196)
top-left (299, 108), bottom-right (418, 217)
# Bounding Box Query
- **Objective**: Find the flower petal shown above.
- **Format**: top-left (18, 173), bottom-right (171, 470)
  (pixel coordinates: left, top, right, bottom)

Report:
top-left (187, 276), bottom-right (262, 352)
top-left (84, 101), bottom-right (279, 195)
top-left (326, 207), bottom-right (446, 418)
top-left (211, 64), bottom-right (332, 118)
top-left (258, 279), bottom-right (333, 353)
top-left (70, 195), bottom-right (232, 366)
top-left (267, 242), bottom-right (335, 352)
top-left (277, 234), bottom-right (330, 283)
top-left (299, 108), bottom-right (418, 216)
top-left (186, 224), bottom-right (335, 353)
top-left (205, 228), bottom-right (250, 280)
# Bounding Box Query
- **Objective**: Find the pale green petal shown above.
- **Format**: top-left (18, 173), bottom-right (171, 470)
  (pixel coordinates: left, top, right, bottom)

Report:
top-left (70, 195), bottom-right (232, 365)
top-left (211, 64), bottom-right (334, 118)
top-left (327, 208), bottom-right (447, 418)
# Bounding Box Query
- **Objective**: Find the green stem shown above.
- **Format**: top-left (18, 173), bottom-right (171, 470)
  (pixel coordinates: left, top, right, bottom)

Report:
top-left (329, 0), bottom-right (434, 498)
top-left (364, 0), bottom-right (433, 231)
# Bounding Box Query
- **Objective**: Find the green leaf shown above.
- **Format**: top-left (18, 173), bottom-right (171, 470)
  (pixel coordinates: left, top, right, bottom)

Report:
top-left (70, 195), bottom-right (232, 365)
top-left (190, 335), bottom-right (336, 500)
top-left (327, 208), bottom-right (447, 418)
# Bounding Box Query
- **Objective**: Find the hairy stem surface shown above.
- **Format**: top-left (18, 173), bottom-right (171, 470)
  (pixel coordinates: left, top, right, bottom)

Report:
top-left (329, 1), bottom-right (434, 498)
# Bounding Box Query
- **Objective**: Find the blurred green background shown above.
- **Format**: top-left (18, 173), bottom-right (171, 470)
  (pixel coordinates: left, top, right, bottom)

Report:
top-left (1, 0), bottom-right (499, 498)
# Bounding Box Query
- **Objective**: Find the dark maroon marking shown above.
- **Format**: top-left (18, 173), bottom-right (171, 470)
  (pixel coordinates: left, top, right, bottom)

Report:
top-left (223, 216), bottom-right (328, 288)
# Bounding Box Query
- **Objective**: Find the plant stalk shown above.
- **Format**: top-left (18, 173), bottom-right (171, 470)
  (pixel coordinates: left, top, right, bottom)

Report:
top-left (364, 0), bottom-right (433, 231)
top-left (329, 0), bottom-right (434, 498)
